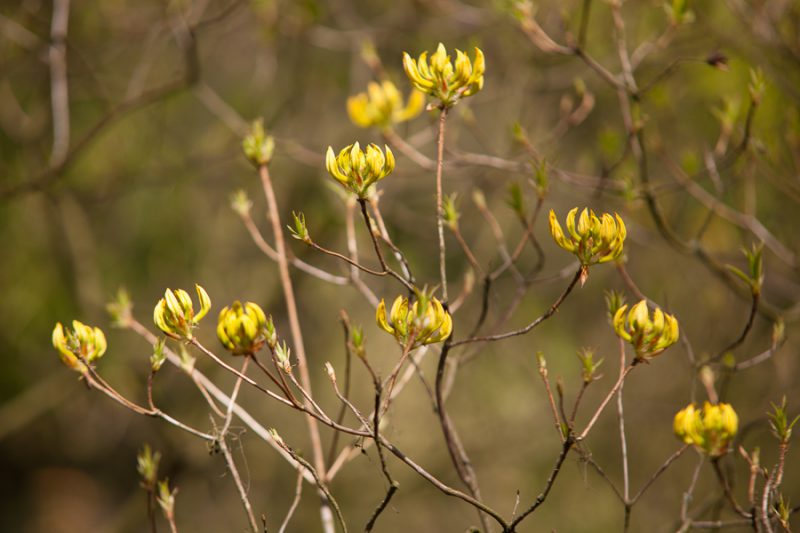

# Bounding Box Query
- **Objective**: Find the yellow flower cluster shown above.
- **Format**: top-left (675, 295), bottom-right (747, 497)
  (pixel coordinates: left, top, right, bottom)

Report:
top-left (217, 301), bottom-right (273, 356)
top-left (347, 80), bottom-right (425, 129)
top-left (153, 285), bottom-right (211, 339)
top-left (613, 300), bottom-right (679, 360)
top-left (325, 142), bottom-right (395, 198)
top-left (674, 402), bottom-right (738, 456)
top-left (403, 43), bottom-right (485, 106)
top-left (52, 320), bottom-right (107, 372)
top-left (376, 294), bottom-right (453, 348)
top-left (549, 208), bottom-right (626, 266)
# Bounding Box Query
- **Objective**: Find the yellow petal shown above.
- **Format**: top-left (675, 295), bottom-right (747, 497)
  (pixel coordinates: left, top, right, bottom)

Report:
top-left (613, 305), bottom-right (631, 341)
top-left (376, 299), bottom-right (394, 334)
top-left (195, 284), bottom-right (211, 322)
top-left (92, 327), bottom-right (107, 359)
top-left (565, 207), bottom-right (580, 242)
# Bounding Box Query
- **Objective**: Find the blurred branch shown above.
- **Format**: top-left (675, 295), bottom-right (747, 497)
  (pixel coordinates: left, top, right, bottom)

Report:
top-left (48, 0), bottom-right (70, 167)
top-left (2, 5), bottom-right (201, 200)
top-left (665, 159), bottom-right (797, 269)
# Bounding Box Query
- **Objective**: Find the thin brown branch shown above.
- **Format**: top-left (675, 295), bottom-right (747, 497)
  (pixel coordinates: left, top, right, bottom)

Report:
top-left (278, 468), bottom-right (305, 533)
top-left (453, 266), bottom-right (582, 346)
top-left (630, 444), bottom-right (690, 505)
top-left (507, 436), bottom-right (575, 530)
top-left (357, 198), bottom-right (415, 292)
top-left (579, 364), bottom-right (637, 441)
top-left (126, 319), bottom-right (315, 481)
top-left (537, 357), bottom-right (565, 441)
top-left (436, 107), bottom-right (450, 302)
top-left (344, 199), bottom-right (380, 307)
top-left (368, 197), bottom-right (415, 283)
top-left (435, 333), bottom-right (492, 532)
top-left (257, 165), bottom-right (329, 528)
top-left (238, 209), bottom-right (348, 285)
top-left (326, 317), bottom-right (355, 466)
top-left (712, 458), bottom-right (752, 519)
top-left (380, 439), bottom-right (509, 529)
top-left (275, 440), bottom-right (348, 533)
top-left (708, 292), bottom-right (760, 364)
top-left (217, 357), bottom-right (259, 532)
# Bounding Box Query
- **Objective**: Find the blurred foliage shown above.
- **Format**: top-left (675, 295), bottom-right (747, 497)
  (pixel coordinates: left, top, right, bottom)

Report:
top-left (1, 0), bottom-right (799, 531)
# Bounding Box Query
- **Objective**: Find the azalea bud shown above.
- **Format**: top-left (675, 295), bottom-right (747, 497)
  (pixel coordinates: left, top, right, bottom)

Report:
top-left (242, 119), bottom-right (275, 166)
top-left (230, 189), bottom-right (252, 217)
top-left (403, 43), bottom-right (485, 107)
top-left (153, 285), bottom-right (211, 340)
top-left (549, 207), bottom-right (626, 267)
top-left (613, 299), bottom-right (679, 360)
top-left (443, 193), bottom-right (460, 231)
top-left (674, 402), bottom-right (738, 456)
top-left (151, 338), bottom-right (167, 372)
top-left (52, 320), bottom-right (107, 372)
top-left (275, 341), bottom-right (292, 373)
top-left (217, 301), bottom-right (270, 355)
top-left (325, 361), bottom-right (336, 382)
top-left (576, 348), bottom-right (603, 384)
top-left (325, 142), bottom-right (395, 198)
top-left (137, 444), bottom-right (161, 488)
top-left (156, 478), bottom-right (177, 519)
top-left (376, 291), bottom-right (452, 348)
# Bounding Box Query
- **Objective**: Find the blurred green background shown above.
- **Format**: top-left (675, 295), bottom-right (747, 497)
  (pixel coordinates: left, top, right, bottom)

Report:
top-left (1, 0), bottom-right (799, 531)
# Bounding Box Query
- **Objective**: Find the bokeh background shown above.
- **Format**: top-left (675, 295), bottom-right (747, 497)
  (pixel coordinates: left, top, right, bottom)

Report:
top-left (1, 0), bottom-right (799, 531)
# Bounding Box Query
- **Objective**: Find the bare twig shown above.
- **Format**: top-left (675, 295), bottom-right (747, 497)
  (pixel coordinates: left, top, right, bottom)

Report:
top-left (344, 199), bottom-right (380, 306)
top-left (278, 468), bottom-right (305, 533)
top-left (579, 364), bottom-right (637, 441)
top-left (435, 334), bottom-right (491, 532)
top-left (507, 436), bottom-right (575, 530)
top-left (453, 267), bottom-right (582, 346)
top-left (616, 339), bottom-right (631, 529)
top-left (708, 292), bottom-right (760, 364)
top-left (357, 198), bottom-right (415, 291)
top-left (216, 357), bottom-right (259, 532)
top-left (436, 107), bottom-right (450, 302)
top-left (677, 453), bottom-right (706, 532)
top-left (629, 444), bottom-right (690, 505)
top-left (275, 440), bottom-right (348, 533)
top-left (237, 208), bottom-right (348, 285)
top-left (257, 163), bottom-right (331, 531)
top-left (711, 458), bottom-right (752, 519)
top-left (537, 356), bottom-right (565, 441)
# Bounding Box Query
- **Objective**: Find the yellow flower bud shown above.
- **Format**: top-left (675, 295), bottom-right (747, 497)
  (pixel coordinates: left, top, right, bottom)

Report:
top-left (325, 142), bottom-right (395, 198)
top-left (153, 284), bottom-right (211, 339)
top-left (402, 43), bottom-right (485, 107)
top-left (549, 207), bottom-right (626, 266)
top-left (347, 80), bottom-right (425, 129)
top-left (376, 293), bottom-right (452, 348)
top-left (613, 299), bottom-right (679, 360)
top-left (52, 320), bottom-right (107, 372)
top-left (217, 301), bottom-right (270, 355)
top-left (674, 402), bottom-right (738, 456)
